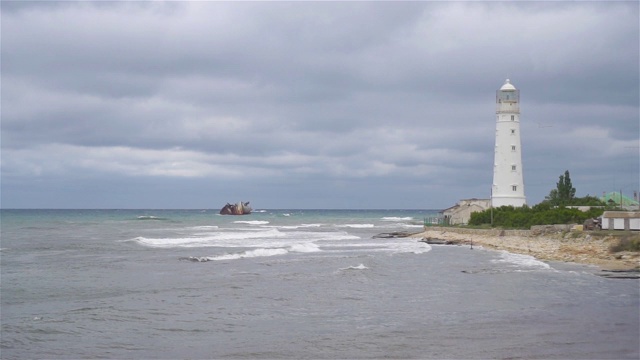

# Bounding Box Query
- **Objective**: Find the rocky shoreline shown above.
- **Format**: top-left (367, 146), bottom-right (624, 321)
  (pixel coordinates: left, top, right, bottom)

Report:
top-left (408, 227), bottom-right (639, 278)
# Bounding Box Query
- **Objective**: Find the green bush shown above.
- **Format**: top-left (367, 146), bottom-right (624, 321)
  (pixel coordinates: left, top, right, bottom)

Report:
top-left (469, 169), bottom-right (610, 230)
top-left (468, 205), bottom-right (604, 229)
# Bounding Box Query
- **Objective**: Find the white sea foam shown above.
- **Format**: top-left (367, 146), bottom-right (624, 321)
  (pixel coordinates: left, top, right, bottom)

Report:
top-left (190, 225), bottom-right (219, 230)
top-left (187, 243), bottom-right (319, 262)
top-left (493, 251), bottom-right (552, 270)
top-left (184, 256), bottom-right (211, 262)
top-left (289, 243), bottom-right (321, 253)
top-left (293, 231), bottom-right (360, 242)
top-left (233, 220), bottom-right (270, 225)
top-left (321, 242), bottom-right (389, 248)
top-left (210, 248), bottom-right (289, 261)
top-left (339, 224), bottom-right (375, 228)
top-left (381, 217), bottom-right (413, 221)
top-left (131, 228), bottom-right (359, 249)
top-left (386, 241), bottom-right (432, 254)
top-left (133, 236), bottom-right (211, 248)
top-left (132, 228), bottom-right (286, 248)
top-left (136, 215), bottom-right (166, 220)
top-left (341, 264), bottom-right (368, 270)
top-left (320, 239), bottom-right (432, 255)
top-left (281, 223), bottom-right (323, 229)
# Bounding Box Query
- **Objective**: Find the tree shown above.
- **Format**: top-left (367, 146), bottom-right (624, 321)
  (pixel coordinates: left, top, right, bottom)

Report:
top-left (545, 170), bottom-right (576, 206)
top-left (468, 170), bottom-right (607, 229)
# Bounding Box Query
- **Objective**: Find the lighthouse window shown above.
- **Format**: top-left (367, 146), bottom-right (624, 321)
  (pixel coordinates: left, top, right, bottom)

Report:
top-left (511, 145), bottom-right (516, 151)
top-left (512, 165), bottom-right (517, 171)
top-left (511, 129), bottom-right (516, 134)
top-left (512, 185), bottom-right (518, 191)
top-left (511, 115), bottom-right (515, 121)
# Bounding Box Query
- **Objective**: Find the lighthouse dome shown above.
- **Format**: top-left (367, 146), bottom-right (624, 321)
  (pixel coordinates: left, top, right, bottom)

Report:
top-left (500, 79), bottom-right (516, 91)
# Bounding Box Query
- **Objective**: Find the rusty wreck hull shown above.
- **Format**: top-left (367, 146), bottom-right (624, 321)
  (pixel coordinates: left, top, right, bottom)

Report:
top-left (219, 202), bottom-right (252, 215)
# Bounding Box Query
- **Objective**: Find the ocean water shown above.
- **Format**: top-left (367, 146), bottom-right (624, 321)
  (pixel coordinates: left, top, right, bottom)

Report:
top-left (1, 209), bottom-right (638, 359)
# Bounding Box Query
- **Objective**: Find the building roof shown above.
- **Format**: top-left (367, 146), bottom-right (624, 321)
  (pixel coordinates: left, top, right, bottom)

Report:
top-left (602, 211), bottom-right (640, 219)
top-left (600, 192), bottom-right (639, 206)
top-left (500, 79), bottom-right (516, 91)
top-left (442, 199), bottom-right (491, 213)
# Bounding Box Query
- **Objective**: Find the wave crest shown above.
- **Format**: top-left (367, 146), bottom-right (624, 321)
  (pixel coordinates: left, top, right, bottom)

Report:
top-left (339, 224), bottom-right (374, 228)
top-left (290, 243), bottom-right (321, 253)
top-left (233, 220), bottom-right (269, 225)
top-left (493, 251), bottom-right (552, 270)
top-left (136, 215), bottom-right (167, 221)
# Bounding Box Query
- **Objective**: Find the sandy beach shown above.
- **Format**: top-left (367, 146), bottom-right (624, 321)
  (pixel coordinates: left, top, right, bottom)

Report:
top-left (412, 227), bottom-right (640, 272)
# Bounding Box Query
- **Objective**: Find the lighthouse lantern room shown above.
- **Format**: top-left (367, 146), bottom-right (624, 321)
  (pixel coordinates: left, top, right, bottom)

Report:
top-left (492, 79), bottom-right (526, 207)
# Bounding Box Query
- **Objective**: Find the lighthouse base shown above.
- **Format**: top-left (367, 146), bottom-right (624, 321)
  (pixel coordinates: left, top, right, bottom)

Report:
top-left (491, 196), bottom-right (526, 208)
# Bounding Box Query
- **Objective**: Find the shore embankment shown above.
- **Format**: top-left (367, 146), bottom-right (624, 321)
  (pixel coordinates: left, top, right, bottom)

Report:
top-left (411, 226), bottom-right (640, 272)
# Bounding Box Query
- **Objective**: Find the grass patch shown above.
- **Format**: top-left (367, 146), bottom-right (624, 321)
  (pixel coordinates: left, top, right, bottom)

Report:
top-left (590, 230), bottom-right (637, 239)
top-left (610, 235), bottom-right (640, 252)
top-left (569, 231), bottom-right (583, 239)
top-left (461, 224), bottom-right (494, 229)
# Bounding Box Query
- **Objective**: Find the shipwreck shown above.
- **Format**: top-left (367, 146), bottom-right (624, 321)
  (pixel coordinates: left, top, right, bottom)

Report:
top-left (219, 201), bottom-right (252, 215)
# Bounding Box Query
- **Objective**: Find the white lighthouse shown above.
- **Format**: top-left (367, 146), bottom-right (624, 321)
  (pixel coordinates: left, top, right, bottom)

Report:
top-left (492, 79), bottom-right (526, 207)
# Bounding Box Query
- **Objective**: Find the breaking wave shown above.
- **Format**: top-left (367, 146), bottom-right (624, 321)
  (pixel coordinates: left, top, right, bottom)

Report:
top-left (129, 229), bottom-right (358, 249)
top-left (289, 243), bottom-right (321, 253)
top-left (340, 264), bottom-right (368, 271)
top-left (276, 224), bottom-right (323, 229)
top-left (387, 241), bottom-right (432, 254)
top-left (182, 243), bottom-right (321, 262)
top-left (209, 248), bottom-right (289, 261)
top-left (339, 224), bottom-right (375, 228)
top-left (233, 220), bottom-right (270, 225)
top-left (381, 217), bottom-right (413, 221)
top-left (136, 215), bottom-right (168, 221)
top-left (189, 225), bottom-right (219, 230)
top-left (493, 251), bottom-right (552, 270)
top-left (131, 228), bottom-right (286, 248)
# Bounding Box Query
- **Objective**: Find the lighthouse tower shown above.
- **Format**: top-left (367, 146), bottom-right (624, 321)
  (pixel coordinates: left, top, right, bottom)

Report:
top-left (492, 79), bottom-right (526, 207)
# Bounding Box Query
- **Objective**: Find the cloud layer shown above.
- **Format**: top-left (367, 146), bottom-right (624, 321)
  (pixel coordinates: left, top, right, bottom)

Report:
top-left (2, 2), bottom-right (638, 209)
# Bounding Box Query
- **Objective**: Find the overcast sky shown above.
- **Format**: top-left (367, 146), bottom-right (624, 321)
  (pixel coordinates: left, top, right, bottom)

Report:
top-left (2, 1), bottom-right (638, 209)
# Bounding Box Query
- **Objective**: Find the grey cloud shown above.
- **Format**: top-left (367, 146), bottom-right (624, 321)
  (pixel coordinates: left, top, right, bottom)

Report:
top-left (1, 1), bottom-right (638, 208)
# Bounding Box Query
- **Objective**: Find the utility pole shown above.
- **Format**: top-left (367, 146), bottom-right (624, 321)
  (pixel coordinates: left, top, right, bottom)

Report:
top-left (490, 188), bottom-right (494, 227)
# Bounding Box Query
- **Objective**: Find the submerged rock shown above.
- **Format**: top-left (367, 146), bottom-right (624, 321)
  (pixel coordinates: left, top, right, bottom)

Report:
top-left (420, 237), bottom-right (456, 245)
top-left (373, 231), bottom-right (416, 239)
top-left (597, 269), bottom-right (640, 279)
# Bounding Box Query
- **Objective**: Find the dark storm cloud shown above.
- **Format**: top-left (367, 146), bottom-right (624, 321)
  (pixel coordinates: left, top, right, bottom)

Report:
top-left (1, 1), bottom-right (638, 209)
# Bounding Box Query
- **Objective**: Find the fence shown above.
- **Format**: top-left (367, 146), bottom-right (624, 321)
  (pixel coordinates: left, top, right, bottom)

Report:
top-left (424, 216), bottom-right (446, 227)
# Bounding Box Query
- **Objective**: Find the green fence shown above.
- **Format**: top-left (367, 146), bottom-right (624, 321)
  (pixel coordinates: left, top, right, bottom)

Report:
top-left (424, 216), bottom-right (447, 227)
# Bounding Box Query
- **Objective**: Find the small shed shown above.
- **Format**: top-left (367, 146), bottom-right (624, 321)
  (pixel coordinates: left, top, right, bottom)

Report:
top-left (600, 211), bottom-right (640, 231)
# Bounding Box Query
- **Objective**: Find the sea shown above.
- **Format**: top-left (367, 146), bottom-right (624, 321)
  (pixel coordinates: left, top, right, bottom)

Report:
top-left (1, 209), bottom-right (638, 359)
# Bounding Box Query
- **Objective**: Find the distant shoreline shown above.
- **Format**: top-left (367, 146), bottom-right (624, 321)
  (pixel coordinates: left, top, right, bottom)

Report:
top-left (411, 227), bottom-right (640, 272)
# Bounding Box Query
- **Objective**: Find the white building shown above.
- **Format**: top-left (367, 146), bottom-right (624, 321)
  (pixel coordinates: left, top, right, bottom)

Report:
top-left (492, 79), bottom-right (526, 207)
top-left (442, 198), bottom-right (491, 225)
top-left (601, 211), bottom-right (640, 231)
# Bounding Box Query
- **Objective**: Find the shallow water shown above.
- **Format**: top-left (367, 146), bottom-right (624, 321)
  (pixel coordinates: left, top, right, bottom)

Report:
top-left (1, 209), bottom-right (638, 359)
